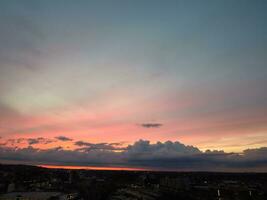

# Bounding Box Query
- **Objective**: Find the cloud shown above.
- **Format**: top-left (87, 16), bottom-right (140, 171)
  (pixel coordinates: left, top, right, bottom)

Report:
top-left (0, 139), bottom-right (267, 171)
top-left (243, 147), bottom-right (267, 160)
top-left (74, 141), bottom-right (91, 146)
top-left (125, 140), bottom-right (200, 158)
top-left (4, 137), bottom-right (54, 146)
top-left (74, 141), bottom-right (126, 151)
top-left (55, 136), bottom-right (73, 142)
top-left (0, 145), bottom-right (120, 165)
top-left (140, 123), bottom-right (163, 128)
top-left (27, 137), bottom-right (54, 145)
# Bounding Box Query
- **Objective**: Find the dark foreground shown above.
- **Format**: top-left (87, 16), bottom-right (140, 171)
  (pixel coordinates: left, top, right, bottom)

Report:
top-left (0, 164), bottom-right (266, 200)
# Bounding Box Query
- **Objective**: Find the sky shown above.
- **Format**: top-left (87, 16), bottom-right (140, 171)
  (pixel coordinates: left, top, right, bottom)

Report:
top-left (0, 0), bottom-right (267, 171)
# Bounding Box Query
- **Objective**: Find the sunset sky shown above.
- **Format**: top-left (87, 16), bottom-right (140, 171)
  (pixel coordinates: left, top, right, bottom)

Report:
top-left (0, 0), bottom-right (267, 171)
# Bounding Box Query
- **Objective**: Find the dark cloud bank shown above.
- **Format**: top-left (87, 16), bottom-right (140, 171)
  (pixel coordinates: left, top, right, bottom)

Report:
top-left (0, 138), bottom-right (267, 172)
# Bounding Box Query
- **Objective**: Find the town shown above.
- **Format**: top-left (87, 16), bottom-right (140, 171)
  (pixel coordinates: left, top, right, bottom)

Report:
top-left (0, 164), bottom-right (266, 200)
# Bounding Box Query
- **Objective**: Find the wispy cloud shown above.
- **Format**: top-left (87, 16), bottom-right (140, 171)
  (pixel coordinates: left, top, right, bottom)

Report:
top-left (27, 137), bottom-right (54, 145)
top-left (55, 136), bottom-right (73, 142)
top-left (4, 137), bottom-right (54, 146)
top-left (74, 141), bottom-right (126, 151)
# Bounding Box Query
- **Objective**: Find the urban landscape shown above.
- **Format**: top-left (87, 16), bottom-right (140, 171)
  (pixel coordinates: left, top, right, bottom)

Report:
top-left (0, 164), bottom-right (266, 200)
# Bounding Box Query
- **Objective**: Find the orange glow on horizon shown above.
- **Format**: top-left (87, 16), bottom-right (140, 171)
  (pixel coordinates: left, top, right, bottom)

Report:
top-left (38, 164), bottom-right (148, 171)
